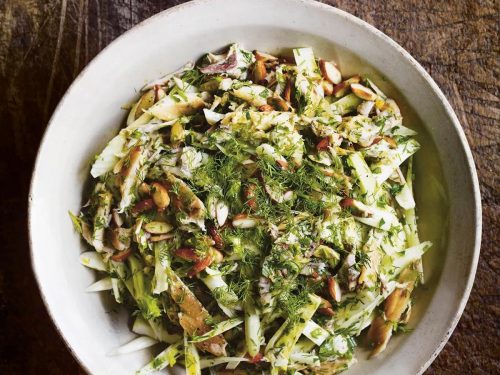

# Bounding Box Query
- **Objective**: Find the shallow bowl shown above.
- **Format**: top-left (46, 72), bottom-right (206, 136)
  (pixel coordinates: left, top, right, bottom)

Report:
top-left (29, 0), bottom-right (481, 374)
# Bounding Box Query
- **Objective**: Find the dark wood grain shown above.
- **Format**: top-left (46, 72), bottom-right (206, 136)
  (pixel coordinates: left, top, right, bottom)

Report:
top-left (0, 0), bottom-right (498, 374)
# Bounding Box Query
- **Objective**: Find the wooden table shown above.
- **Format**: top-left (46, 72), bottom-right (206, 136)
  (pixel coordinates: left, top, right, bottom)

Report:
top-left (0, 0), bottom-right (498, 373)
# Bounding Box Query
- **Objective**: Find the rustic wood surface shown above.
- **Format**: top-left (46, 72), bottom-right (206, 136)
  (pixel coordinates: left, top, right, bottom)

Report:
top-left (0, 0), bottom-right (498, 373)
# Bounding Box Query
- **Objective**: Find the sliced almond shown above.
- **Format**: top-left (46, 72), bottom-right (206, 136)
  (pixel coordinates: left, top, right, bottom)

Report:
top-left (216, 200), bottom-right (229, 226)
top-left (332, 81), bottom-right (348, 97)
top-left (208, 224), bottom-right (224, 249)
top-left (328, 277), bottom-right (342, 303)
top-left (121, 146), bottom-right (142, 178)
top-left (243, 184), bottom-right (258, 211)
top-left (138, 182), bottom-right (151, 196)
top-left (319, 59), bottom-right (342, 84)
top-left (111, 248), bottom-right (133, 262)
top-left (153, 84), bottom-right (166, 102)
top-left (368, 268), bottom-right (417, 357)
top-left (351, 83), bottom-right (378, 101)
top-left (333, 75), bottom-right (361, 98)
top-left (174, 247), bottom-right (199, 261)
top-left (254, 50), bottom-right (279, 62)
top-left (150, 233), bottom-right (175, 242)
top-left (131, 198), bottom-right (155, 217)
top-left (111, 209), bottom-right (123, 228)
top-left (143, 221), bottom-right (173, 234)
top-left (318, 307), bottom-right (335, 317)
top-left (151, 182), bottom-right (170, 210)
top-left (319, 297), bottom-right (332, 309)
top-left (133, 89), bottom-right (156, 120)
top-left (339, 197), bottom-right (355, 208)
top-left (276, 159), bottom-right (289, 170)
top-left (188, 255), bottom-right (214, 277)
top-left (109, 227), bottom-right (132, 251)
top-left (283, 79), bottom-right (292, 102)
top-left (282, 191), bottom-right (294, 201)
top-left (253, 60), bottom-right (267, 84)
top-left (382, 136), bottom-right (397, 149)
top-left (232, 214), bottom-right (260, 228)
top-left (384, 98), bottom-right (401, 116)
top-left (322, 80), bottom-right (334, 96)
top-left (259, 104), bottom-right (274, 112)
top-left (268, 97), bottom-right (290, 111)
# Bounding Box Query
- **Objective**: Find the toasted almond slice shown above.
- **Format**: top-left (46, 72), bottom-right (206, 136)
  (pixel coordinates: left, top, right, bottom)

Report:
top-left (253, 60), bottom-right (267, 84)
top-left (138, 182), bottom-right (151, 196)
top-left (243, 184), bottom-right (258, 211)
top-left (121, 146), bottom-right (142, 177)
top-left (131, 198), bottom-right (155, 217)
top-left (333, 75), bottom-right (361, 98)
top-left (368, 269), bottom-right (417, 357)
top-left (153, 84), bottom-right (166, 102)
top-left (268, 97), bottom-right (290, 111)
top-left (133, 89), bottom-right (156, 120)
top-left (319, 297), bottom-right (332, 309)
top-left (319, 59), bottom-right (342, 84)
top-left (215, 200), bottom-right (229, 227)
top-left (111, 248), bottom-right (133, 262)
top-left (351, 83), bottom-right (378, 101)
top-left (254, 50), bottom-right (279, 62)
top-left (188, 255), bottom-right (213, 277)
top-left (259, 104), bottom-right (274, 112)
top-left (339, 197), bottom-right (355, 208)
top-left (208, 224), bottom-right (224, 249)
top-left (276, 159), bottom-right (289, 170)
top-left (382, 136), bottom-right (397, 149)
top-left (109, 227), bottom-right (132, 251)
top-left (322, 80), bottom-right (334, 96)
top-left (384, 98), bottom-right (401, 116)
top-left (332, 81), bottom-right (348, 97)
top-left (111, 209), bottom-right (123, 228)
top-left (143, 221), bottom-right (173, 234)
top-left (174, 247), bottom-right (199, 261)
top-left (318, 307), bottom-right (335, 317)
top-left (283, 79), bottom-right (292, 102)
top-left (328, 277), bottom-right (342, 303)
top-left (232, 214), bottom-right (260, 228)
top-left (150, 233), bottom-right (175, 242)
top-left (151, 182), bottom-right (170, 210)
top-left (282, 191), bottom-right (294, 201)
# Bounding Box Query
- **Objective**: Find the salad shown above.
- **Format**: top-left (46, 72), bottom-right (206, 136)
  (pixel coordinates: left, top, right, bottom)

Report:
top-left (70, 44), bottom-right (431, 374)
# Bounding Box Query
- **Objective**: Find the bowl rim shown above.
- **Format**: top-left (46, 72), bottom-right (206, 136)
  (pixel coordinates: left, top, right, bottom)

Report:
top-left (28, 0), bottom-right (482, 374)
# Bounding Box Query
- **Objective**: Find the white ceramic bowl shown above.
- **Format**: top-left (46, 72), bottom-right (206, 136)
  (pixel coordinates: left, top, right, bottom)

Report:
top-left (29, 0), bottom-right (481, 374)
